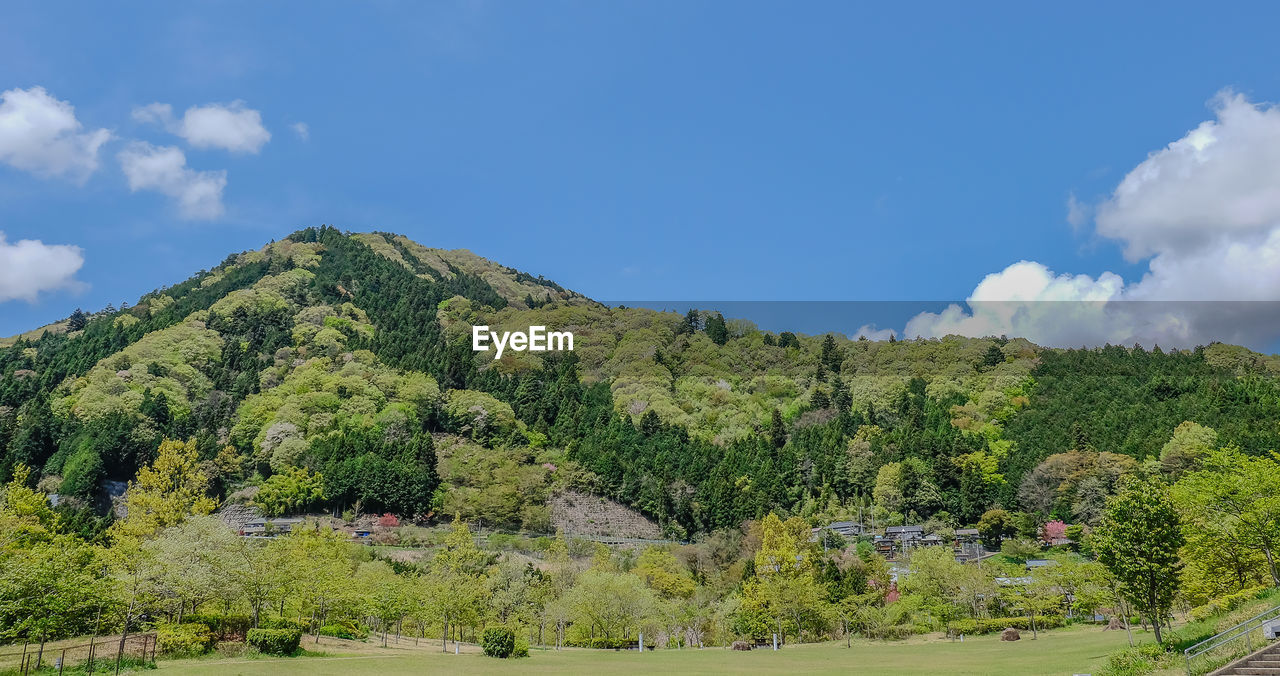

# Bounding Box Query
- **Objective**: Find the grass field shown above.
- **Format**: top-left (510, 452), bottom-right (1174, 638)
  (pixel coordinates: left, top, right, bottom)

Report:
top-left (152, 625), bottom-right (1146, 676)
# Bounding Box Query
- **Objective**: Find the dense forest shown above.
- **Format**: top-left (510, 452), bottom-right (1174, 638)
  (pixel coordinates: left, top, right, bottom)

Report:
top-left (3, 227), bottom-right (1280, 540)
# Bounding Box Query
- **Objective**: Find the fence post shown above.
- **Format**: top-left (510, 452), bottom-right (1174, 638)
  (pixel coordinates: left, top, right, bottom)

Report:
top-left (35, 640), bottom-right (45, 671)
top-left (58, 647), bottom-right (66, 675)
top-left (87, 637), bottom-right (96, 674)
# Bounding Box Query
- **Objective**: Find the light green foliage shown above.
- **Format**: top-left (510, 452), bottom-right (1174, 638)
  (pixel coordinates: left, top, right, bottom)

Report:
top-left (468, 301), bottom-right (1041, 443)
top-left (113, 438), bottom-right (217, 539)
top-left (55, 317), bottom-right (223, 420)
top-left (445, 389), bottom-right (519, 439)
top-left (1094, 477), bottom-right (1184, 644)
top-left (1173, 446), bottom-right (1280, 588)
top-left (563, 569), bottom-right (660, 642)
top-left (157, 621), bottom-right (216, 656)
top-left (435, 436), bottom-right (561, 530)
top-left (232, 350), bottom-right (439, 467)
top-left (209, 268), bottom-right (315, 320)
top-left (254, 467), bottom-right (325, 516)
top-left (237, 240), bottom-right (324, 269)
top-left (1159, 421), bottom-right (1217, 477)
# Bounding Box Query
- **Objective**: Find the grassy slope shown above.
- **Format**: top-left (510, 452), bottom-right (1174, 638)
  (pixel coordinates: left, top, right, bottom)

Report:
top-left (154, 626), bottom-right (1142, 676)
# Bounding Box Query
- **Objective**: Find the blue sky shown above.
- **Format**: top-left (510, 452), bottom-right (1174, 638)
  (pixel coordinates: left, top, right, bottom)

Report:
top-left (4, 2), bottom-right (1280, 347)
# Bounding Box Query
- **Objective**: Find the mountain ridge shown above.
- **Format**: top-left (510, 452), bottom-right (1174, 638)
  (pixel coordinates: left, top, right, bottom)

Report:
top-left (3, 226), bottom-right (1280, 539)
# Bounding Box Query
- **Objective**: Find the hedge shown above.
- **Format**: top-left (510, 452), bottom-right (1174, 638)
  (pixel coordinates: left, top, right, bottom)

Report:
top-left (156, 622), bottom-right (215, 656)
top-left (949, 615), bottom-right (1066, 636)
top-left (247, 628), bottom-right (302, 655)
top-left (184, 614), bottom-right (252, 640)
top-left (482, 627), bottom-right (516, 658)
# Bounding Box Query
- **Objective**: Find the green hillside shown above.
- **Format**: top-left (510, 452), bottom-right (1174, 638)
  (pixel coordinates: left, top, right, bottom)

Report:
top-left (3, 227), bottom-right (1280, 536)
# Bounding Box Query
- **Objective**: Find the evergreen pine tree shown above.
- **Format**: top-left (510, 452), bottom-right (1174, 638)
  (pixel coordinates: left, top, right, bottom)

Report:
top-left (705, 313), bottom-right (729, 345)
top-left (67, 308), bottom-right (88, 332)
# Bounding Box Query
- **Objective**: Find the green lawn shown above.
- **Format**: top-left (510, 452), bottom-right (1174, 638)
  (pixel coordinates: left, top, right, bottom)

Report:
top-left (154, 625), bottom-right (1144, 676)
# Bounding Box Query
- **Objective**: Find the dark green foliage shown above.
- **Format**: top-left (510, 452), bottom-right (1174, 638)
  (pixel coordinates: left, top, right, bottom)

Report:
top-left (778, 331), bottom-right (799, 349)
top-left (247, 627), bottom-right (302, 655)
top-left (981, 343), bottom-right (1005, 368)
top-left (704, 312), bottom-right (729, 345)
top-left (311, 428), bottom-right (438, 516)
top-left (1003, 346), bottom-right (1280, 492)
top-left (677, 309), bottom-right (701, 336)
top-left (821, 334), bottom-right (842, 373)
top-left (67, 309), bottom-right (87, 332)
top-left (482, 626), bottom-right (516, 658)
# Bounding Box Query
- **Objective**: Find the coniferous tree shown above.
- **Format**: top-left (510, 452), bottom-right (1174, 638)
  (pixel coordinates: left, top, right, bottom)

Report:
top-left (769, 409), bottom-right (787, 449)
top-left (67, 308), bottom-right (88, 332)
top-left (704, 313), bottom-right (729, 346)
top-left (820, 334), bottom-right (841, 373)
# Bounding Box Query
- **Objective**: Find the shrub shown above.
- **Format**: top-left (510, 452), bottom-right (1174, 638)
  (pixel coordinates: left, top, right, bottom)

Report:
top-left (247, 628), bottom-right (302, 655)
top-left (157, 622), bottom-right (215, 656)
top-left (1190, 585), bottom-right (1269, 622)
top-left (1098, 642), bottom-right (1169, 676)
top-left (185, 614), bottom-right (252, 640)
top-left (482, 627), bottom-right (516, 658)
top-left (513, 634), bottom-right (529, 658)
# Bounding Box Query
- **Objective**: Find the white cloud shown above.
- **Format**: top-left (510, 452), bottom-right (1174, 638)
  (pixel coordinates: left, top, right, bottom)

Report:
top-left (0, 86), bottom-right (112, 182)
top-left (290, 122), bottom-right (309, 141)
top-left (0, 232), bottom-right (85, 302)
top-left (1097, 91), bottom-right (1280, 262)
top-left (902, 91), bottom-right (1280, 349)
top-left (117, 142), bottom-right (226, 220)
top-left (133, 100), bottom-right (270, 154)
top-left (1066, 192), bottom-right (1089, 229)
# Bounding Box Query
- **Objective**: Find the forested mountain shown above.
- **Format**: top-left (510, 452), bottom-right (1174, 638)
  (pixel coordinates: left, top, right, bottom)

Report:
top-left (3, 227), bottom-right (1280, 538)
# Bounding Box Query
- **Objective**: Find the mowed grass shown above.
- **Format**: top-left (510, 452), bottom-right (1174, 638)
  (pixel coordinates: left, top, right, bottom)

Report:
top-left (153, 625), bottom-right (1144, 676)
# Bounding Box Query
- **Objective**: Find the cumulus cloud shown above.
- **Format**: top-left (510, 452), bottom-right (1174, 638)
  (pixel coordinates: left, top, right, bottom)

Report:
top-left (0, 232), bottom-right (85, 302)
top-left (290, 122), bottom-right (309, 141)
top-left (0, 86), bottom-right (112, 182)
top-left (117, 142), bottom-right (226, 220)
top-left (133, 100), bottom-right (270, 153)
top-left (903, 91), bottom-right (1280, 349)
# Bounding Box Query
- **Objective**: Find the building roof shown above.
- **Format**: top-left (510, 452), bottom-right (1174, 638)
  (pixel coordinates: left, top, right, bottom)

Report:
top-left (886, 525), bottom-right (924, 534)
top-left (955, 528), bottom-right (979, 536)
top-left (1026, 559), bottom-right (1056, 568)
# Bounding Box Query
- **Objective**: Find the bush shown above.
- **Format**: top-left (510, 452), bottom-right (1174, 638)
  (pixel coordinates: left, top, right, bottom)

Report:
top-left (184, 614), bottom-right (252, 640)
top-left (949, 615), bottom-right (1066, 636)
top-left (482, 627), bottom-right (516, 658)
top-left (259, 616), bottom-right (309, 632)
top-left (1098, 642), bottom-right (1169, 676)
top-left (156, 622), bottom-right (215, 656)
top-left (513, 634), bottom-right (529, 658)
top-left (247, 628), bottom-right (302, 655)
top-left (1190, 585), bottom-right (1269, 622)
